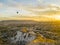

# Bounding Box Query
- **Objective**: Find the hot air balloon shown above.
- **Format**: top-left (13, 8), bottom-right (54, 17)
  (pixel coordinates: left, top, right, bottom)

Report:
top-left (17, 11), bottom-right (19, 14)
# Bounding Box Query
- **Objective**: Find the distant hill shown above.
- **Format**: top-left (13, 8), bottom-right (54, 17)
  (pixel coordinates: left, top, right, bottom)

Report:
top-left (0, 20), bottom-right (39, 24)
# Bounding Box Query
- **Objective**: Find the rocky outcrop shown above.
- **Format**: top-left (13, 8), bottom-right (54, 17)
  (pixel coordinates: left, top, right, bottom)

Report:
top-left (11, 31), bottom-right (36, 45)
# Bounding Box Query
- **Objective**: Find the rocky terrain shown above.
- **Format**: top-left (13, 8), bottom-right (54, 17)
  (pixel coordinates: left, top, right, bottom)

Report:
top-left (0, 20), bottom-right (60, 45)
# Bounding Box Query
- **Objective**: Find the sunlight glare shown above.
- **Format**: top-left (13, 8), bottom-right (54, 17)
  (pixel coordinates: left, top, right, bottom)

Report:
top-left (53, 15), bottom-right (60, 20)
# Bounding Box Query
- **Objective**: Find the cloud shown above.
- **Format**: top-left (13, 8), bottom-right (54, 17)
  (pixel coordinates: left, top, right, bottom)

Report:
top-left (37, 0), bottom-right (42, 2)
top-left (0, 3), bottom-right (4, 8)
top-left (37, 0), bottom-right (44, 3)
top-left (0, 0), bottom-right (60, 19)
top-left (0, 0), bottom-right (39, 17)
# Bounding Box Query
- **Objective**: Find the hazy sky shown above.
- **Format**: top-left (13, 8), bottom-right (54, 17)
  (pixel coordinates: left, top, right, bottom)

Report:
top-left (0, 0), bottom-right (60, 17)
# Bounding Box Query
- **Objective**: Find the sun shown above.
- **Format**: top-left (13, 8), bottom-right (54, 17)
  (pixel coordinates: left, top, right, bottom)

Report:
top-left (53, 15), bottom-right (60, 20)
top-left (43, 15), bottom-right (60, 21)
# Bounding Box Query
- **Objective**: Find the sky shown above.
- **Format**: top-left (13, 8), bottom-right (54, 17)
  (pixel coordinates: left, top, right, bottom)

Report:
top-left (0, 0), bottom-right (60, 21)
